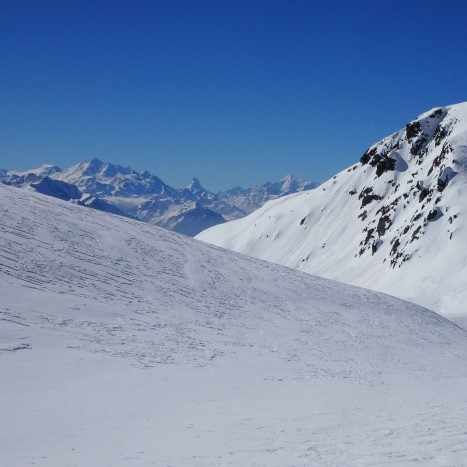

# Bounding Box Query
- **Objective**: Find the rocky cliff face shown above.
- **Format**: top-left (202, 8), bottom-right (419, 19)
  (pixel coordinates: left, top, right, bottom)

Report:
top-left (354, 106), bottom-right (459, 268)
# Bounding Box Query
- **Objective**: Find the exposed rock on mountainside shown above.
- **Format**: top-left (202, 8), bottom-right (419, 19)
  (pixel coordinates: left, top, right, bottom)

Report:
top-left (197, 102), bottom-right (467, 325)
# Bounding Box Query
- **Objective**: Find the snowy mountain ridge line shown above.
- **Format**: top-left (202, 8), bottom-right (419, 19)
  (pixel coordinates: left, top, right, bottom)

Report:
top-left (0, 159), bottom-right (318, 236)
top-left (3, 183), bottom-right (467, 465)
top-left (197, 101), bottom-right (467, 326)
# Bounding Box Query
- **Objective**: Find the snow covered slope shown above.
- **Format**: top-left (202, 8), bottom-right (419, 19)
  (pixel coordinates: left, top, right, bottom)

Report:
top-left (2, 184), bottom-right (467, 465)
top-left (198, 102), bottom-right (467, 325)
top-left (154, 201), bottom-right (226, 236)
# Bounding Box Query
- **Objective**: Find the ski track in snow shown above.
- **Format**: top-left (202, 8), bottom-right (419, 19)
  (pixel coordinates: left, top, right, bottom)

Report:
top-left (2, 184), bottom-right (467, 466)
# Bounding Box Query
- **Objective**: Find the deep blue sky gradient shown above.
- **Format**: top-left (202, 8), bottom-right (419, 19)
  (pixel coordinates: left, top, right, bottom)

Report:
top-left (1, 0), bottom-right (467, 190)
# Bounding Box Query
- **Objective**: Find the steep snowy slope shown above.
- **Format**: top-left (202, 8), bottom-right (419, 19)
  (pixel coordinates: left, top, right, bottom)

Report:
top-left (2, 184), bottom-right (467, 465)
top-left (198, 102), bottom-right (467, 325)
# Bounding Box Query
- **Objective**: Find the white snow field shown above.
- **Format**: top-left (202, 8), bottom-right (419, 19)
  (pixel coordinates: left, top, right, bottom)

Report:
top-left (2, 184), bottom-right (467, 466)
top-left (197, 102), bottom-right (467, 328)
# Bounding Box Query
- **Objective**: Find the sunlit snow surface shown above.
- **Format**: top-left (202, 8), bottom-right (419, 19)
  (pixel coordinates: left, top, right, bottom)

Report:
top-left (2, 184), bottom-right (467, 466)
top-left (198, 102), bottom-right (467, 328)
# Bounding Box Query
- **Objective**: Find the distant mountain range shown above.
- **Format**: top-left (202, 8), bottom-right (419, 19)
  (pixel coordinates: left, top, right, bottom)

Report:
top-left (0, 159), bottom-right (318, 236)
top-left (197, 102), bottom-right (467, 326)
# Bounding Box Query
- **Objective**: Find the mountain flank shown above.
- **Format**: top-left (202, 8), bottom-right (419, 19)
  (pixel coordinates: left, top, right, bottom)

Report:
top-left (197, 102), bottom-right (467, 325)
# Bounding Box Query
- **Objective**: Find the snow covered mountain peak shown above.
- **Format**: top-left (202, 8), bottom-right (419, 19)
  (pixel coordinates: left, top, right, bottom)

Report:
top-left (92, 159), bottom-right (134, 178)
top-left (2, 156), bottom-right (318, 236)
top-left (82, 157), bottom-right (106, 175)
top-left (273, 174), bottom-right (319, 195)
top-left (280, 174), bottom-right (296, 187)
top-left (352, 102), bottom-right (465, 266)
top-left (62, 157), bottom-right (130, 179)
top-left (197, 101), bottom-right (467, 323)
top-left (186, 177), bottom-right (207, 192)
top-left (7, 163), bottom-right (62, 178)
top-left (55, 159), bottom-right (170, 197)
top-left (0, 164), bottom-right (63, 187)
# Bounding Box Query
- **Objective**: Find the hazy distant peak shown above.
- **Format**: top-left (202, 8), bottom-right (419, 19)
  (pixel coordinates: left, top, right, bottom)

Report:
top-left (81, 158), bottom-right (105, 176)
top-left (187, 177), bottom-right (206, 192)
top-left (39, 164), bottom-right (62, 175)
top-left (280, 174), bottom-right (295, 183)
top-left (79, 159), bottom-right (134, 178)
top-left (260, 174), bottom-right (319, 196)
top-left (9, 164), bottom-right (62, 178)
top-left (89, 157), bottom-right (103, 165)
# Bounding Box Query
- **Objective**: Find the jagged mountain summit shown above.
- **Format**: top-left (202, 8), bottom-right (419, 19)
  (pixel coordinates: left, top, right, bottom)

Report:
top-left (186, 177), bottom-right (208, 192)
top-left (3, 183), bottom-right (467, 465)
top-left (55, 158), bottom-right (174, 197)
top-left (197, 101), bottom-right (467, 326)
top-left (0, 158), bottom-right (318, 236)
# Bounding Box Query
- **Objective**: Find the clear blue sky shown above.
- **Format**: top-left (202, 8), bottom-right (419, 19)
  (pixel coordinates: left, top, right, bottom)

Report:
top-left (1, 0), bottom-right (466, 191)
